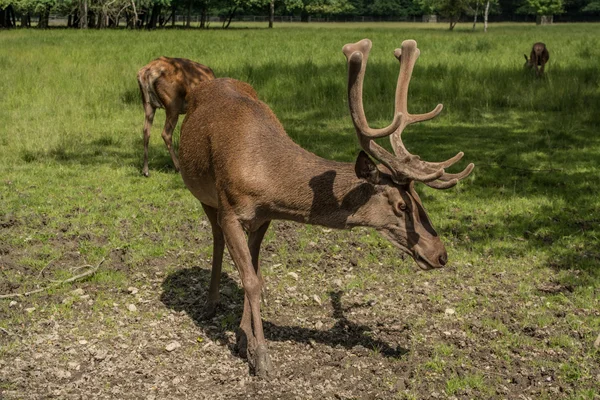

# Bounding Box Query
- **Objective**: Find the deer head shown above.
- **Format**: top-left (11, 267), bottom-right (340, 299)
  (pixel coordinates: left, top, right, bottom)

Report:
top-left (343, 39), bottom-right (474, 270)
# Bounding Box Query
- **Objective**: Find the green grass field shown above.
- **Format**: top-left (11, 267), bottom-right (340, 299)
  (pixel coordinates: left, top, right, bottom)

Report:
top-left (1, 23), bottom-right (599, 398)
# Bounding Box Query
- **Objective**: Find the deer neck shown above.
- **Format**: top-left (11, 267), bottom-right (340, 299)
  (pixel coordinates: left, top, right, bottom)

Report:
top-left (266, 153), bottom-right (379, 229)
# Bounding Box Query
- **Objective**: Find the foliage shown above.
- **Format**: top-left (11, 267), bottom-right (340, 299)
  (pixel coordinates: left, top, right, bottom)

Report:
top-left (517, 0), bottom-right (564, 15)
top-left (283, 0), bottom-right (355, 15)
top-left (419, 0), bottom-right (473, 28)
top-left (368, 0), bottom-right (421, 16)
top-left (581, 0), bottom-right (600, 11)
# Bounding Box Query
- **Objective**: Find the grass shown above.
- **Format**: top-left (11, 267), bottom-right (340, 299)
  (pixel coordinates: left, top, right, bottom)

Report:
top-left (1, 22), bottom-right (599, 398)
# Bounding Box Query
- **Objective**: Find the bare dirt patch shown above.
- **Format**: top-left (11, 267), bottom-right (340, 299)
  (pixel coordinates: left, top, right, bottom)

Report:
top-left (1, 221), bottom-right (599, 399)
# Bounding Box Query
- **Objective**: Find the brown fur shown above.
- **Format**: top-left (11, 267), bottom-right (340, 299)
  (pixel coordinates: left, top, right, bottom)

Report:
top-left (178, 40), bottom-right (472, 377)
top-left (137, 57), bottom-right (215, 176)
top-left (524, 42), bottom-right (550, 76)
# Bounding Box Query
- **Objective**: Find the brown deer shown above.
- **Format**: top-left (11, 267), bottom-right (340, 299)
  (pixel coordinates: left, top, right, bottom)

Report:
top-left (178, 39), bottom-right (474, 377)
top-left (137, 57), bottom-right (215, 177)
top-left (524, 42), bottom-right (549, 76)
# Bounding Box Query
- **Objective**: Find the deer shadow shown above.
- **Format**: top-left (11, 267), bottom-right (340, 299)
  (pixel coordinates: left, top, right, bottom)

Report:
top-left (160, 266), bottom-right (409, 359)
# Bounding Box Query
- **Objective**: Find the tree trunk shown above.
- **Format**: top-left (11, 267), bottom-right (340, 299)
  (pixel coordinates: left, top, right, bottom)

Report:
top-left (80, 0), bottom-right (88, 29)
top-left (21, 12), bottom-right (29, 27)
top-left (449, 16), bottom-right (457, 30)
top-left (130, 0), bottom-right (138, 29)
top-left (200, 6), bottom-right (207, 28)
top-left (483, 0), bottom-right (490, 32)
top-left (147, 4), bottom-right (161, 29)
top-left (223, 6), bottom-right (236, 28)
top-left (186, 0), bottom-right (192, 27)
top-left (38, 5), bottom-right (50, 28)
top-left (472, 2), bottom-right (479, 31)
top-left (171, 3), bottom-right (176, 27)
top-left (268, 0), bottom-right (274, 28)
top-left (88, 11), bottom-right (96, 28)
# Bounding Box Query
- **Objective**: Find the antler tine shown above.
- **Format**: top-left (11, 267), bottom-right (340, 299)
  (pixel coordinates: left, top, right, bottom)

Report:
top-left (387, 40), bottom-right (474, 188)
top-left (343, 39), bottom-right (403, 139)
top-left (393, 41), bottom-right (443, 131)
top-left (343, 39), bottom-right (444, 183)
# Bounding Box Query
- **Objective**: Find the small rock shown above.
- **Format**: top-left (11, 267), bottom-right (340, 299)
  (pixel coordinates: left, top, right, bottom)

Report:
top-left (71, 288), bottom-right (85, 296)
top-left (333, 279), bottom-right (343, 288)
top-left (67, 362), bottom-right (79, 370)
top-left (313, 295), bottom-right (322, 306)
top-left (94, 350), bottom-right (108, 360)
top-left (80, 294), bottom-right (90, 300)
top-left (127, 304), bottom-right (137, 312)
top-left (165, 341), bottom-right (181, 352)
top-left (445, 308), bottom-right (456, 316)
top-left (54, 369), bottom-right (72, 379)
top-left (287, 272), bottom-right (299, 280)
top-left (127, 286), bottom-right (139, 295)
top-left (25, 307), bottom-right (35, 313)
top-left (172, 377), bottom-right (182, 385)
top-left (9, 301), bottom-right (17, 307)
top-left (78, 340), bottom-right (88, 345)
top-left (315, 321), bottom-right (324, 330)
top-left (594, 332), bottom-right (600, 349)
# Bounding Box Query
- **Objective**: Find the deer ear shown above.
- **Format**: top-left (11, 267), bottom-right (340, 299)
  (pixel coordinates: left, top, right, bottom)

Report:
top-left (355, 151), bottom-right (380, 184)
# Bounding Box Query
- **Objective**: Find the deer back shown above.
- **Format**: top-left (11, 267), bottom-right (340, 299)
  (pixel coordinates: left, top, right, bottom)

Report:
top-left (179, 78), bottom-right (320, 217)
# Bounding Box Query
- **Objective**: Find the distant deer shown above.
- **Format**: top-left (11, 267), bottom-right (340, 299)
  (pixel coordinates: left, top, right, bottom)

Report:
top-left (137, 57), bottom-right (215, 177)
top-left (178, 39), bottom-right (474, 377)
top-left (524, 42), bottom-right (549, 76)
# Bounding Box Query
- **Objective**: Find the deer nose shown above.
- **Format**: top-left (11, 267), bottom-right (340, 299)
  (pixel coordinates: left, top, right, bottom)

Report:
top-left (438, 250), bottom-right (448, 266)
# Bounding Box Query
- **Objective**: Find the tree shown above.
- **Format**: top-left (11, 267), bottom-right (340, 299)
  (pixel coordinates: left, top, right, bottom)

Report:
top-left (581, 0), bottom-right (600, 12)
top-left (469, 0), bottom-right (498, 31)
top-left (369, 0), bottom-right (405, 16)
top-left (284, 0), bottom-right (354, 21)
top-left (420, 0), bottom-right (472, 29)
top-left (517, 0), bottom-right (564, 23)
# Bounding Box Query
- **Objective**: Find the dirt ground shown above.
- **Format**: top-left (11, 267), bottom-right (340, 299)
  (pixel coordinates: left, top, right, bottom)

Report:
top-left (1, 220), bottom-right (599, 399)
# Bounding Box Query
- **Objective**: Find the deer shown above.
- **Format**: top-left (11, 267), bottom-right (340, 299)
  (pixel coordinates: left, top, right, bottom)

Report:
top-left (523, 42), bottom-right (549, 76)
top-left (137, 57), bottom-right (215, 177)
top-left (178, 39), bottom-right (474, 377)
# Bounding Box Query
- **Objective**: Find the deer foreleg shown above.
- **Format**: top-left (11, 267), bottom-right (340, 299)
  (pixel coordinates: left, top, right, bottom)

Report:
top-left (220, 214), bottom-right (272, 377)
top-left (201, 203), bottom-right (224, 319)
top-left (162, 107), bottom-right (180, 172)
top-left (142, 103), bottom-right (155, 177)
top-left (538, 62), bottom-right (546, 76)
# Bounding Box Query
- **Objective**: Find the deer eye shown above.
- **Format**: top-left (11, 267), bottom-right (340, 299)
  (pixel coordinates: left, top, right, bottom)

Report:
top-left (397, 202), bottom-right (407, 212)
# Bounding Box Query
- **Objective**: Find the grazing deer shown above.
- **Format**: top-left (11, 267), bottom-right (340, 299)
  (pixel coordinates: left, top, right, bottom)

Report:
top-left (178, 39), bottom-right (474, 377)
top-left (524, 42), bottom-right (549, 76)
top-left (137, 57), bottom-right (215, 177)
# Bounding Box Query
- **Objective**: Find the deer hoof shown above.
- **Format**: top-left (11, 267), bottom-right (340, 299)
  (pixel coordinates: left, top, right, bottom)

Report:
top-left (252, 345), bottom-right (273, 378)
top-left (236, 328), bottom-right (255, 359)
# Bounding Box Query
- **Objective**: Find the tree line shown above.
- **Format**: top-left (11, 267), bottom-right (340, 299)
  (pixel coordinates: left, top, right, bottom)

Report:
top-left (0, 0), bottom-right (598, 29)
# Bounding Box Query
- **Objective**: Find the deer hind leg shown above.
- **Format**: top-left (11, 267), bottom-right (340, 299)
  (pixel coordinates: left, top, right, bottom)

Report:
top-left (201, 203), bottom-right (225, 320)
top-left (142, 103), bottom-right (155, 177)
top-left (237, 221), bottom-right (271, 360)
top-left (162, 107), bottom-right (180, 172)
top-left (220, 214), bottom-right (272, 378)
